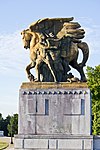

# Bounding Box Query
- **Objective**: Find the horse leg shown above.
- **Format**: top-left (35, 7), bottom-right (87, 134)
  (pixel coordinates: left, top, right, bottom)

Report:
top-left (26, 62), bottom-right (35, 81)
top-left (70, 60), bottom-right (87, 82)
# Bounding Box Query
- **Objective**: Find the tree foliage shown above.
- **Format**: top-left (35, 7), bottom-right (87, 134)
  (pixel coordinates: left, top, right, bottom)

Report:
top-left (0, 113), bottom-right (3, 132)
top-left (0, 114), bottom-right (11, 136)
top-left (87, 65), bottom-right (100, 135)
top-left (0, 113), bottom-right (18, 136)
top-left (7, 114), bottom-right (18, 136)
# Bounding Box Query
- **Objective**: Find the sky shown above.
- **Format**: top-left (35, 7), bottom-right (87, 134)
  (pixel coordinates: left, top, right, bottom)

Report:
top-left (0, 0), bottom-right (100, 118)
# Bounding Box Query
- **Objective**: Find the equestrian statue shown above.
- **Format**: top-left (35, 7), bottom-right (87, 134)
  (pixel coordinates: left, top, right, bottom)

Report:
top-left (21, 17), bottom-right (89, 82)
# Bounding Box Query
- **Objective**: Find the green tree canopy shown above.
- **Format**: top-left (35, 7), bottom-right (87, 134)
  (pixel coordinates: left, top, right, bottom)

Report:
top-left (87, 65), bottom-right (100, 135)
top-left (0, 114), bottom-right (11, 136)
top-left (0, 113), bottom-right (2, 120)
top-left (7, 113), bottom-right (18, 137)
top-left (4, 115), bottom-right (11, 136)
top-left (0, 113), bottom-right (3, 131)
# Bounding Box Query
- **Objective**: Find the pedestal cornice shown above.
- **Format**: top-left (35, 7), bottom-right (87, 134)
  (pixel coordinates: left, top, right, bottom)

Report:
top-left (21, 82), bottom-right (88, 89)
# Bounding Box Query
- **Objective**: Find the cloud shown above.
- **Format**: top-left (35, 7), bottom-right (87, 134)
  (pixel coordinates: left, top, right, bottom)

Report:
top-left (84, 26), bottom-right (100, 56)
top-left (78, 17), bottom-right (100, 55)
top-left (0, 30), bottom-right (30, 76)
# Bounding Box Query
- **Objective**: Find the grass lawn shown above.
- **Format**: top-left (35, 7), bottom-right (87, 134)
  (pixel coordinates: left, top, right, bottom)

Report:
top-left (0, 141), bottom-right (8, 150)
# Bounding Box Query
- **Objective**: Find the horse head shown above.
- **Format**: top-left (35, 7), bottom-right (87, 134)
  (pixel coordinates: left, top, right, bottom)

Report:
top-left (21, 29), bottom-right (41, 50)
top-left (21, 30), bottom-right (32, 49)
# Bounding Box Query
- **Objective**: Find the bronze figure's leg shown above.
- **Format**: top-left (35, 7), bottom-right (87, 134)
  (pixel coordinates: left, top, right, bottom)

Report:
top-left (47, 62), bottom-right (57, 82)
top-left (44, 55), bottom-right (57, 82)
top-left (35, 58), bottom-right (43, 82)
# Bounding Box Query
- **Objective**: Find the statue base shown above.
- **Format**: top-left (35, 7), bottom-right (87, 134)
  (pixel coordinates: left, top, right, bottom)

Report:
top-left (15, 82), bottom-right (93, 149)
top-left (15, 134), bottom-right (93, 150)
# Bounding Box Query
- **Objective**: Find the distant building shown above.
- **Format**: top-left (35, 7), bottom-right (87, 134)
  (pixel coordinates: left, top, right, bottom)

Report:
top-left (0, 131), bottom-right (4, 136)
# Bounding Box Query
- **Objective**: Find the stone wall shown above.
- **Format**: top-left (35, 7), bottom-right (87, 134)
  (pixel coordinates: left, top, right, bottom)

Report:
top-left (18, 82), bottom-right (91, 135)
top-left (15, 135), bottom-right (93, 150)
top-left (15, 82), bottom-right (94, 150)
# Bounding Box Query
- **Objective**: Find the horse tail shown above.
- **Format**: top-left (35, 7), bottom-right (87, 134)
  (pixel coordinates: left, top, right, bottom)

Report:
top-left (77, 42), bottom-right (89, 67)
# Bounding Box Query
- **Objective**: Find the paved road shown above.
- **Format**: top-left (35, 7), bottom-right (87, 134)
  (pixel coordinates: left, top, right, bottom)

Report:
top-left (0, 137), bottom-right (14, 150)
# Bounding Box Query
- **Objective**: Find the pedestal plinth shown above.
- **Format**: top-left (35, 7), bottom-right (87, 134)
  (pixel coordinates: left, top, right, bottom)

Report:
top-left (15, 82), bottom-right (93, 150)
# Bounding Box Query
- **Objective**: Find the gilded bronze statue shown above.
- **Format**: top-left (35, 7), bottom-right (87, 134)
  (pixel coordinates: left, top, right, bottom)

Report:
top-left (21, 17), bottom-right (89, 82)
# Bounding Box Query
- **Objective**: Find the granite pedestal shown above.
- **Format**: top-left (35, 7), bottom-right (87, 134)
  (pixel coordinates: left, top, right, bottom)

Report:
top-left (15, 82), bottom-right (93, 150)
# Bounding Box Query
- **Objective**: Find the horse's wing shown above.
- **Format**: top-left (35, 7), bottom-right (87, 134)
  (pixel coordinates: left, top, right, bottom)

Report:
top-left (29, 17), bottom-right (74, 37)
top-left (29, 17), bottom-right (85, 43)
top-left (57, 22), bottom-right (85, 40)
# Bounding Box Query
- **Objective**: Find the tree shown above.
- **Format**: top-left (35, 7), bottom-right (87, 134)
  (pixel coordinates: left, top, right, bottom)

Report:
top-left (0, 113), bottom-right (18, 136)
top-left (87, 65), bottom-right (100, 135)
top-left (0, 113), bottom-right (2, 120)
top-left (4, 115), bottom-right (11, 136)
top-left (0, 114), bottom-right (11, 136)
top-left (0, 113), bottom-right (3, 130)
top-left (7, 114), bottom-right (18, 137)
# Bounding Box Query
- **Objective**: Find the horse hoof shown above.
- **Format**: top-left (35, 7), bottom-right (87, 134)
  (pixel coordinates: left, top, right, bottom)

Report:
top-left (28, 74), bottom-right (35, 81)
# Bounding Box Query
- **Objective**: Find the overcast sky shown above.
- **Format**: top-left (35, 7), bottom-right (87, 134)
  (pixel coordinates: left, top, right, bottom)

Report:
top-left (0, 0), bottom-right (100, 118)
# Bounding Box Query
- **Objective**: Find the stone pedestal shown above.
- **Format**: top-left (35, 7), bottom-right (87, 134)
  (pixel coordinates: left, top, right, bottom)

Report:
top-left (15, 82), bottom-right (93, 150)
